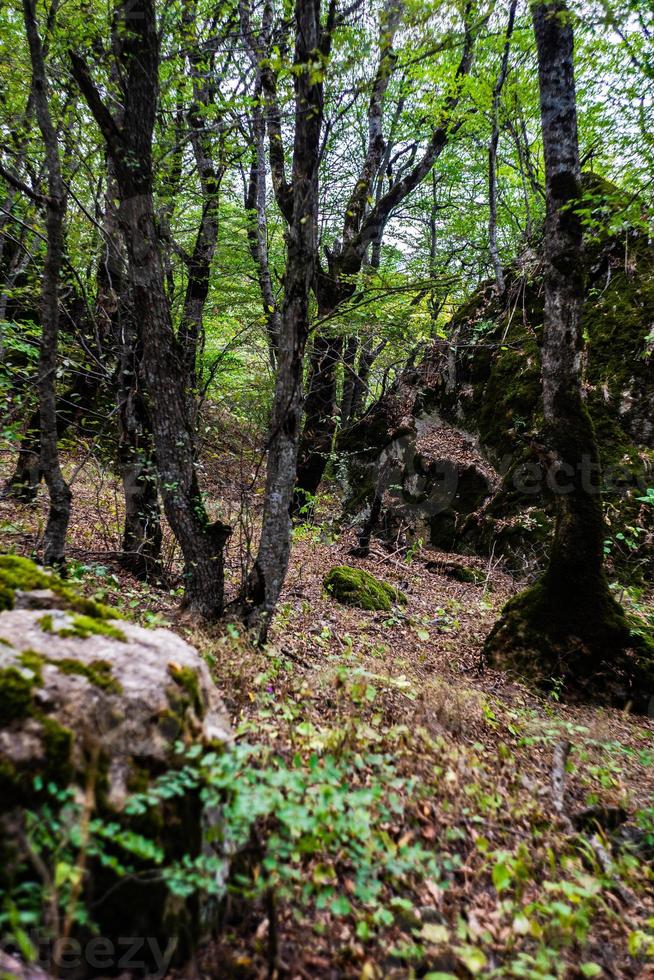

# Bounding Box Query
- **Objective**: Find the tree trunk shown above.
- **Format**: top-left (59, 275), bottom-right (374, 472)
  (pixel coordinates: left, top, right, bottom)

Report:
top-left (23, 0), bottom-right (71, 567)
top-left (293, 1), bottom-right (479, 506)
top-left (340, 336), bottom-right (358, 427)
top-left (488, 0), bottom-right (517, 295)
top-left (240, 0), bottom-right (324, 639)
top-left (178, 0), bottom-right (225, 427)
top-left (294, 330), bottom-right (344, 510)
top-left (484, 0), bottom-right (653, 708)
top-left (245, 113), bottom-right (281, 369)
top-left (99, 167), bottom-right (162, 580)
top-left (118, 191), bottom-right (229, 617)
top-left (71, 0), bottom-right (230, 618)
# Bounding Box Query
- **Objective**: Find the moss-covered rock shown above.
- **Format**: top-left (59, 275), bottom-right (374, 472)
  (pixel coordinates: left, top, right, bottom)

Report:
top-left (324, 565), bottom-right (406, 611)
top-left (0, 563), bottom-right (232, 973)
top-left (343, 179), bottom-right (654, 572)
top-left (38, 610), bottom-right (126, 642)
top-left (0, 665), bottom-right (36, 724)
top-left (442, 563), bottom-right (486, 585)
top-left (0, 554), bottom-right (120, 619)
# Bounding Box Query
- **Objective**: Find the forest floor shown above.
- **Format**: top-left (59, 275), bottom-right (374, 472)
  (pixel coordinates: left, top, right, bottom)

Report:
top-left (1, 433), bottom-right (654, 980)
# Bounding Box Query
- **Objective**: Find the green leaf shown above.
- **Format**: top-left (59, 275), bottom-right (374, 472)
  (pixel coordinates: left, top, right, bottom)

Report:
top-left (331, 895), bottom-right (352, 916)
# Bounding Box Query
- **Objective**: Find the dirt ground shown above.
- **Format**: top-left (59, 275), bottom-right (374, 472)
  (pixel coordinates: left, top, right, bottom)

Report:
top-left (1, 439), bottom-right (653, 979)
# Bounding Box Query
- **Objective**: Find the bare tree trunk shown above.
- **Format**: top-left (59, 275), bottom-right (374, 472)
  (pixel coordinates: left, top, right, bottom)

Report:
top-left (97, 154), bottom-right (162, 580)
top-left (488, 0), bottom-right (517, 295)
top-left (340, 336), bottom-right (358, 426)
top-left (240, 0), bottom-right (281, 368)
top-left (294, 331), bottom-right (343, 510)
top-left (484, 0), bottom-right (653, 708)
top-left (245, 94), bottom-right (281, 368)
top-left (71, 0), bottom-right (230, 619)
top-left (240, 0), bottom-right (325, 639)
top-left (178, 0), bottom-right (225, 427)
top-left (349, 340), bottom-right (384, 421)
top-left (22, 0), bottom-right (71, 567)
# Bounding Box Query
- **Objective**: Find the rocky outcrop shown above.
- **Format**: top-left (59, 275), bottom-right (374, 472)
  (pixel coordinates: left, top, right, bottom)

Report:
top-left (0, 555), bottom-right (231, 976)
top-left (342, 178), bottom-right (654, 570)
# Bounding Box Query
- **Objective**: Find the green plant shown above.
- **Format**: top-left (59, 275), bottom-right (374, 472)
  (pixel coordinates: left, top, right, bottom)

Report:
top-left (126, 741), bottom-right (445, 926)
top-left (2, 739), bottom-right (449, 956)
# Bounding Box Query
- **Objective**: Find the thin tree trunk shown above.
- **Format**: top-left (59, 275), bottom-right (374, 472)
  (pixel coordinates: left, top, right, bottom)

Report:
top-left (488, 0), bottom-right (517, 295)
top-left (340, 336), bottom-right (358, 427)
top-left (240, 0), bottom-right (324, 639)
top-left (22, 0), bottom-right (71, 567)
top-left (240, 0), bottom-right (281, 368)
top-left (349, 340), bottom-right (384, 421)
top-left (178, 0), bottom-right (225, 426)
top-left (294, 331), bottom-right (344, 510)
top-left (245, 90), bottom-right (281, 368)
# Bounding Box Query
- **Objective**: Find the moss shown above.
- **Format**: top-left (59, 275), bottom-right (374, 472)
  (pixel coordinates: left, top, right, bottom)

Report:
top-left (40, 716), bottom-right (74, 783)
top-left (0, 555), bottom-right (53, 595)
top-left (424, 212), bottom-right (654, 578)
top-left (38, 613), bottom-right (54, 633)
top-left (324, 565), bottom-right (407, 611)
top-left (0, 583), bottom-right (14, 611)
top-left (0, 716), bottom-right (74, 810)
top-left (446, 564), bottom-right (485, 585)
top-left (0, 666), bottom-right (37, 724)
top-left (55, 658), bottom-right (123, 694)
top-left (157, 707), bottom-right (183, 740)
top-left (167, 664), bottom-right (204, 718)
top-left (65, 594), bottom-right (120, 620)
top-left (55, 614), bottom-right (126, 642)
top-left (0, 652), bottom-right (74, 803)
top-left (17, 649), bottom-right (45, 681)
top-left (0, 554), bottom-right (121, 621)
top-left (15, 646), bottom-right (122, 694)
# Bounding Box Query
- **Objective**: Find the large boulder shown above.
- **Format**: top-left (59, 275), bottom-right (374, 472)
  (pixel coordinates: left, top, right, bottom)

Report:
top-left (342, 178), bottom-right (654, 571)
top-left (0, 555), bottom-right (231, 976)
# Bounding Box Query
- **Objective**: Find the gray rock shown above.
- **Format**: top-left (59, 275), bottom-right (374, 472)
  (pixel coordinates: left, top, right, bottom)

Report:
top-left (0, 599), bottom-right (232, 976)
top-left (0, 609), bottom-right (230, 810)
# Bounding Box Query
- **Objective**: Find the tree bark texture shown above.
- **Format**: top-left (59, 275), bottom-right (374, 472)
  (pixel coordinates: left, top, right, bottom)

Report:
top-left (23, 0), bottom-right (71, 567)
top-left (241, 0), bottom-right (324, 638)
top-left (98, 149), bottom-right (162, 581)
top-left (71, 0), bottom-right (230, 618)
top-left (294, 0), bottom-right (478, 503)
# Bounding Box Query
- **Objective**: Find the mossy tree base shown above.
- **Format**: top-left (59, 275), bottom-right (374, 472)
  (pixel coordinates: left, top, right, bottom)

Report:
top-left (484, 572), bottom-right (654, 710)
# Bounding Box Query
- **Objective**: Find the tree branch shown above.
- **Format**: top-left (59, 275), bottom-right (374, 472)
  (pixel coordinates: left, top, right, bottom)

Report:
top-left (0, 160), bottom-right (48, 205)
top-left (68, 50), bottom-right (123, 149)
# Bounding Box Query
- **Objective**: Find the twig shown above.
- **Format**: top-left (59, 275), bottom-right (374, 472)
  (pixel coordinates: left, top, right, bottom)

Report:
top-left (551, 739), bottom-right (573, 831)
